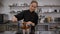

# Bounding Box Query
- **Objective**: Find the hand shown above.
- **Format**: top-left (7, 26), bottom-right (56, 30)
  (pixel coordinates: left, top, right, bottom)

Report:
top-left (26, 21), bottom-right (35, 26)
top-left (12, 16), bottom-right (18, 23)
top-left (31, 23), bottom-right (35, 26)
top-left (26, 21), bottom-right (32, 25)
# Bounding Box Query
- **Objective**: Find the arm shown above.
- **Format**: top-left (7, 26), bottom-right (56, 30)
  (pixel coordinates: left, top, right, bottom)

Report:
top-left (35, 13), bottom-right (38, 25)
top-left (12, 11), bottom-right (24, 22)
top-left (26, 14), bottom-right (38, 26)
top-left (12, 16), bottom-right (18, 22)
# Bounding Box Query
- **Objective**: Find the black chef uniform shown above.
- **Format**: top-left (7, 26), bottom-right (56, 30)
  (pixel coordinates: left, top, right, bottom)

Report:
top-left (15, 10), bottom-right (38, 34)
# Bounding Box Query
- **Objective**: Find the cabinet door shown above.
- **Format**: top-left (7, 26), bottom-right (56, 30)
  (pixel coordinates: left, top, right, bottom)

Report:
top-left (0, 14), bottom-right (3, 24)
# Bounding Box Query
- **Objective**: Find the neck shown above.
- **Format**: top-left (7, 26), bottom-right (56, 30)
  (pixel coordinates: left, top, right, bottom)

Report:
top-left (29, 9), bottom-right (34, 13)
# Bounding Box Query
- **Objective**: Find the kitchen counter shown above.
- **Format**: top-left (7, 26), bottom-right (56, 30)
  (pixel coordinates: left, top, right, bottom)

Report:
top-left (0, 31), bottom-right (16, 34)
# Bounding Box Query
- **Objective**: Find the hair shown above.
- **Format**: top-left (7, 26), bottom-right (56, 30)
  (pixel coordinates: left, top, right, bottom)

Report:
top-left (30, 1), bottom-right (38, 6)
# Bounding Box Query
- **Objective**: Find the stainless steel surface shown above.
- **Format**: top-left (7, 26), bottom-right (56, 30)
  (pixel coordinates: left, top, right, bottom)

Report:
top-left (0, 31), bottom-right (16, 34)
top-left (0, 31), bottom-right (58, 34)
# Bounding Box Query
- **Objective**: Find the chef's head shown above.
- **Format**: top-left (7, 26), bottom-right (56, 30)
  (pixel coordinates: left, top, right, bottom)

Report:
top-left (29, 1), bottom-right (38, 12)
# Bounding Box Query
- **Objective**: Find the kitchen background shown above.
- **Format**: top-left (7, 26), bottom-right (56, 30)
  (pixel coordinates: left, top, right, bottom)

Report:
top-left (0, 0), bottom-right (60, 34)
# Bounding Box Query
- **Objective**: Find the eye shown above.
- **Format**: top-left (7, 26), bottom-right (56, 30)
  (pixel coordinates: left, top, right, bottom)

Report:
top-left (31, 6), bottom-right (33, 7)
top-left (33, 6), bottom-right (37, 8)
top-left (32, 5), bottom-right (37, 8)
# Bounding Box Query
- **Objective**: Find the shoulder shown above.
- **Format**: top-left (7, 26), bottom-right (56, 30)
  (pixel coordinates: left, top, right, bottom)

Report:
top-left (22, 10), bottom-right (29, 12)
top-left (19, 10), bottom-right (28, 14)
top-left (34, 12), bottom-right (38, 16)
top-left (19, 10), bottom-right (29, 15)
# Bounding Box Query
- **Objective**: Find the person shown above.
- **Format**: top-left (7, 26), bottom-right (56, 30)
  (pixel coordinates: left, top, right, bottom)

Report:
top-left (12, 1), bottom-right (38, 34)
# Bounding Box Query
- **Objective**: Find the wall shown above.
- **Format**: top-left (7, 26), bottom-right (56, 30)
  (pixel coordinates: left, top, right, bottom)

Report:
top-left (38, 0), bottom-right (60, 6)
top-left (1, 0), bottom-right (60, 20)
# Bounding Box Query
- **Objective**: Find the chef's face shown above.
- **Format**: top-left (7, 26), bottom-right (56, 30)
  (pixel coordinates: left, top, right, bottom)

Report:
top-left (29, 3), bottom-right (38, 11)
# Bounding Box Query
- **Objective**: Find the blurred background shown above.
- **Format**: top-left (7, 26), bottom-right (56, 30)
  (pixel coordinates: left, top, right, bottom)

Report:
top-left (0, 0), bottom-right (60, 34)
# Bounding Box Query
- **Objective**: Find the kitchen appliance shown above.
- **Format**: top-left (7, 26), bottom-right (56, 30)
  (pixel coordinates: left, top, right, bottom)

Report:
top-left (54, 17), bottom-right (60, 23)
top-left (54, 9), bottom-right (57, 12)
top-left (0, 14), bottom-right (9, 24)
top-left (44, 16), bottom-right (52, 23)
top-left (0, 14), bottom-right (8, 32)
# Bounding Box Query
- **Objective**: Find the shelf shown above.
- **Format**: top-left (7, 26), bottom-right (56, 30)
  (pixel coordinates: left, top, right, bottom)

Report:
top-left (9, 5), bottom-right (60, 7)
top-left (35, 25), bottom-right (48, 31)
top-left (39, 12), bottom-right (60, 14)
top-left (9, 5), bottom-right (29, 7)
top-left (39, 5), bottom-right (60, 7)
top-left (37, 23), bottom-right (58, 25)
